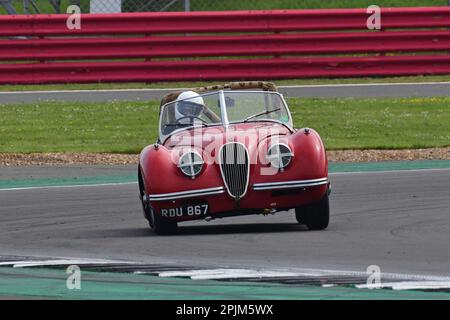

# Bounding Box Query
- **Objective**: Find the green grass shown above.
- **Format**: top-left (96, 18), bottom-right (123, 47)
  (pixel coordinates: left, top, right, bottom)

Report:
top-left (1, 75), bottom-right (450, 92)
top-left (0, 100), bottom-right (160, 153)
top-left (1, 97), bottom-right (449, 153)
top-left (186, 0), bottom-right (447, 11)
top-left (0, 0), bottom-right (87, 14)
top-left (294, 97), bottom-right (450, 150)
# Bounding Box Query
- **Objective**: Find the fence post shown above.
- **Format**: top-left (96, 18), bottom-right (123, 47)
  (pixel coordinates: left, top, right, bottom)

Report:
top-left (0, 0), bottom-right (17, 14)
top-left (184, 0), bottom-right (190, 12)
top-left (23, 0), bottom-right (30, 14)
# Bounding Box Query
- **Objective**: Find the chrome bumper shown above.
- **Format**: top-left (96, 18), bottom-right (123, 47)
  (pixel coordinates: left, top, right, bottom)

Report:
top-left (149, 186), bottom-right (225, 202)
top-left (148, 177), bottom-right (328, 202)
top-left (252, 177), bottom-right (328, 191)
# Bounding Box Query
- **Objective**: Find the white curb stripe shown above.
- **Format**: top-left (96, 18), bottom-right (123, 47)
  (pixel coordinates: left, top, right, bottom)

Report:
top-left (357, 281), bottom-right (450, 290)
top-left (0, 181), bottom-right (137, 192)
top-left (0, 258), bottom-right (122, 268)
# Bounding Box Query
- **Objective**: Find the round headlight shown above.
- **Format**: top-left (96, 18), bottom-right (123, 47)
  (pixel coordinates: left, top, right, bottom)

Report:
top-left (267, 144), bottom-right (293, 169)
top-left (178, 151), bottom-right (204, 177)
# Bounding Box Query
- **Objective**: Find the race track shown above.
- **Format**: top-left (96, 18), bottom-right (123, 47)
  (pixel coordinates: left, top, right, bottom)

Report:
top-left (1, 168), bottom-right (449, 278)
top-left (1, 82), bottom-right (450, 104)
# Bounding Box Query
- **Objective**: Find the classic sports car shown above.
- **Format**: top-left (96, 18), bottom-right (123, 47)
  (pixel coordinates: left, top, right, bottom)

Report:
top-left (138, 82), bottom-right (330, 234)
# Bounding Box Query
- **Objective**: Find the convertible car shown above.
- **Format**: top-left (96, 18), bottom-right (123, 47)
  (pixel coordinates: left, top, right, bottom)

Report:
top-left (138, 82), bottom-right (330, 234)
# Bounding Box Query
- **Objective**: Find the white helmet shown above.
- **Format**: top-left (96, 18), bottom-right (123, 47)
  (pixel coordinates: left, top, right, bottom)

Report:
top-left (175, 91), bottom-right (205, 123)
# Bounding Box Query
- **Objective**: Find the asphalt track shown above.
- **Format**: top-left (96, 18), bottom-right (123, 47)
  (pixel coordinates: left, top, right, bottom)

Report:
top-left (1, 82), bottom-right (450, 104)
top-left (1, 167), bottom-right (449, 278)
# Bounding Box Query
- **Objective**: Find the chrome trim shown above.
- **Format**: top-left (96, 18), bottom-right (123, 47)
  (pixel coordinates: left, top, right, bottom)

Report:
top-left (218, 142), bottom-right (250, 200)
top-left (178, 150), bottom-right (204, 178)
top-left (252, 178), bottom-right (328, 191)
top-left (267, 143), bottom-right (294, 170)
top-left (149, 186), bottom-right (225, 201)
top-left (219, 90), bottom-right (229, 125)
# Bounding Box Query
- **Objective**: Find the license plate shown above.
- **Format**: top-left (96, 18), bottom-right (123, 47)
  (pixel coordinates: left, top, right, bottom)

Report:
top-left (161, 204), bottom-right (208, 218)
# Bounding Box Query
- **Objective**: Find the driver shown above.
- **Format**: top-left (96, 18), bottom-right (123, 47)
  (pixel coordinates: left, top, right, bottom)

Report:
top-left (175, 91), bottom-right (205, 124)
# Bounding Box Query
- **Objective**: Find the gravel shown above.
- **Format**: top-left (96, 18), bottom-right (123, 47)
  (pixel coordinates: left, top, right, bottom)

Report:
top-left (1, 148), bottom-right (449, 167)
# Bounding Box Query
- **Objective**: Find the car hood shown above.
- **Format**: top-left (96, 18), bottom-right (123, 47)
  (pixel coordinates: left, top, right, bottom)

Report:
top-left (163, 122), bottom-right (292, 152)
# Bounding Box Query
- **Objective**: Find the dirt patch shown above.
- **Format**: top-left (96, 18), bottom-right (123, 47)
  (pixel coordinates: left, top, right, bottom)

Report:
top-left (0, 153), bottom-right (139, 166)
top-left (1, 148), bottom-right (449, 166)
top-left (327, 148), bottom-right (450, 162)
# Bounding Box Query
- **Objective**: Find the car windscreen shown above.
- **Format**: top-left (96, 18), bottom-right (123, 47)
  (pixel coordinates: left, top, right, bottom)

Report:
top-left (159, 92), bottom-right (222, 139)
top-left (224, 92), bottom-right (291, 125)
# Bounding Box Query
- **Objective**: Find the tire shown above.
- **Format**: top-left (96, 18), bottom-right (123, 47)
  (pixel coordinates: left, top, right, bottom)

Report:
top-left (295, 194), bottom-right (330, 231)
top-left (138, 165), bottom-right (178, 235)
top-left (138, 166), bottom-right (151, 221)
top-left (149, 207), bottom-right (178, 235)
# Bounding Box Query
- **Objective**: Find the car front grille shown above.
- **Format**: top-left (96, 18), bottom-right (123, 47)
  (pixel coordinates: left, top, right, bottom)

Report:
top-left (219, 142), bottom-right (250, 200)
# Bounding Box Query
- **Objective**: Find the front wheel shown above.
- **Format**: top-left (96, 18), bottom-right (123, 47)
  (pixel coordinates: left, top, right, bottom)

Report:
top-left (295, 194), bottom-right (330, 230)
top-left (149, 207), bottom-right (178, 235)
top-left (138, 165), bottom-right (177, 235)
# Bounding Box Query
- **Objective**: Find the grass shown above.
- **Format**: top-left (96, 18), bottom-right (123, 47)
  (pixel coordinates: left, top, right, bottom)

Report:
top-left (295, 97), bottom-right (450, 150)
top-left (0, 100), bottom-right (160, 154)
top-left (1, 97), bottom-right (449, 153)
top-left (1, 75), bottom-right (450, 92)
top-left (0, 0), bottom-right (85, 14)
top-left (185, 0), bottom-right (447, 11)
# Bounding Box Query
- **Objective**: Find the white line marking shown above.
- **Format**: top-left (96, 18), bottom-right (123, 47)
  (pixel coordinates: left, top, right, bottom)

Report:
top-left (0, 182), bottom-right (137, 192)
top-left (280, 82), bottom-right (450, 89)
top-left (0, 81), bottom-right (449, 96)
top-left (357, 281), bottom-right (450, 290)
top-left (2, 255), bottom-right (450, 291)
top-left (279, 267), bottom-right (450, 281)
top-left (158, 269), bottom-right (318, 280)
top-left (157, 267), bottom-right (450, 283)
top-left (191, 271), bottom-right (302, 280)
top-left (158, 269), bottom-right (249, 277)
top-left (330, 167), bottom-right (450, 175)
top-left (0, 258), bottom-right (123, 268)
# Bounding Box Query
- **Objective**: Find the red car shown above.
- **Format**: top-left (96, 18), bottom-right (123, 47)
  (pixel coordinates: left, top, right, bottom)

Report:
top-left (138, 82), bottom-right (330, 234)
